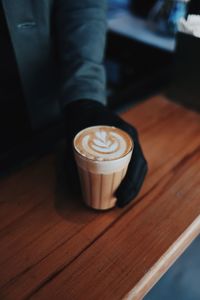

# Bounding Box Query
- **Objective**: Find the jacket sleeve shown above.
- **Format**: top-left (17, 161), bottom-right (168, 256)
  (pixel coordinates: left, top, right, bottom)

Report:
top-left (54, 0), bottom-right (107, 107)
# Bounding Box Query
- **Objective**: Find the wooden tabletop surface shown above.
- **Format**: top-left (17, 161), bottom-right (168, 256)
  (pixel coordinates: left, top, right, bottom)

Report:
top-left (0, 95), bottom-right (200, 300)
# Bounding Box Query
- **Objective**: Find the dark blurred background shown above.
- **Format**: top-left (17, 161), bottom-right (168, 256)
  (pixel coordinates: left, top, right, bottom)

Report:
top-left (106, 0), bottom-right (200, 109)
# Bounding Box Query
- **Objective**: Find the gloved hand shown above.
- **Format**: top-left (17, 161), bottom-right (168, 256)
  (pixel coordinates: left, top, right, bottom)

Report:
top-left (64, 99), bottom-right (148, 207)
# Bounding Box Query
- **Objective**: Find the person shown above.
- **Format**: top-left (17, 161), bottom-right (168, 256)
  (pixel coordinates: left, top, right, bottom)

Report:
top-left (0, 0), bottom-right (147, 207)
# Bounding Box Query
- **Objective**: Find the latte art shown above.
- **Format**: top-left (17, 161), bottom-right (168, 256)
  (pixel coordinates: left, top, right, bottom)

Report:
top-left (74, 126), bottom-right (133, 161)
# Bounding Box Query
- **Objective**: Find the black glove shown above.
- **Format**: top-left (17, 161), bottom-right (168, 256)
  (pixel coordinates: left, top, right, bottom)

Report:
top-left (64, 99), bottom-right (148, 207)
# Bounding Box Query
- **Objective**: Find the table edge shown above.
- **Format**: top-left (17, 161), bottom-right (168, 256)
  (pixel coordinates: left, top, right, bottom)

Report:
top-left (123, 215), bottom-right (200, 300)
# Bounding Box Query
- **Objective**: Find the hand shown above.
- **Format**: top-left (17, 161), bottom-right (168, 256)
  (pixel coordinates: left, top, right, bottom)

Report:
top-left (64, 100), bottom-right (148, 207)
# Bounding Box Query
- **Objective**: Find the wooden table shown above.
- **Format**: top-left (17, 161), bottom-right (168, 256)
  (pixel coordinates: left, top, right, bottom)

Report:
top-left (0, 95), bottom-right (200, 300)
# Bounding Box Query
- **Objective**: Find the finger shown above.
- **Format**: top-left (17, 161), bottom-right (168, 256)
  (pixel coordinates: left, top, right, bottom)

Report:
top-left (115, 141), bottom-right (148, 207)
top-left (65, 143), bottom-right (81, 194)
top-left (116, 159), bottom-right (148, 207)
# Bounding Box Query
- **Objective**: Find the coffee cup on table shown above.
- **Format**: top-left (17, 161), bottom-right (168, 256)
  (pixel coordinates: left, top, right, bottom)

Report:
top-left (73, 126), bottom-right (133, 210)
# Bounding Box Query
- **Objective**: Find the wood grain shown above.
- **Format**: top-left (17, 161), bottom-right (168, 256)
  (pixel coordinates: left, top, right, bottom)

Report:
top-left (0, 95), bottom-right (200, 300)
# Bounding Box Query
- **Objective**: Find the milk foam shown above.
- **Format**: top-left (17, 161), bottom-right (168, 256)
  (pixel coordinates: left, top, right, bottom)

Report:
top-left (74, 126), bottom-right (133, 161)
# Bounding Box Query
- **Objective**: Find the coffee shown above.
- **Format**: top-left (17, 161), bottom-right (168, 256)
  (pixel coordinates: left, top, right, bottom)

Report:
top-left (73, 126), bottom-right (133, 210)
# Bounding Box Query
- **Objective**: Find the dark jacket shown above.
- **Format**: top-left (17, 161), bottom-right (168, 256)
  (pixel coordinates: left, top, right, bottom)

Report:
top-left (1, 0), bottom-right (107, 130)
